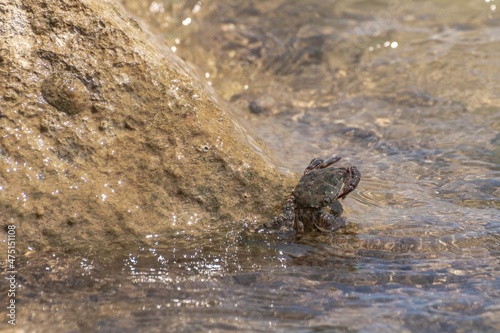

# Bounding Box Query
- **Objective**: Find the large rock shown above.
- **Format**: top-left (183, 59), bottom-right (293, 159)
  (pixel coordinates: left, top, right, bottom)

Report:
top-left (0, 0), bottom-right (293, 254)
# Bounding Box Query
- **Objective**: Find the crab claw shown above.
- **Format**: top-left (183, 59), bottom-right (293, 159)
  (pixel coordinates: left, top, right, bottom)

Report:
top-left (320, 155), bottom-right (341, 168)
top-left (314, 213), bottom-right (346, 233)
top-left (304, 155), bottom-right (342, 174)
top-left (336, 166), bottom-right (361, 200)
top-left (304, 158), bottom-right (324, 174)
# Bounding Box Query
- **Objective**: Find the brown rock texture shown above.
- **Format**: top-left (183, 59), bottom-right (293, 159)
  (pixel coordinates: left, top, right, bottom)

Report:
top-left (0, 0), bottom-right (293, 254)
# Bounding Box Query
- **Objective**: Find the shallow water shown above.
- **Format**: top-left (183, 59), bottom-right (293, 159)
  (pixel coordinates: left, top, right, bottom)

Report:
top-left (8, 0), bottom-right (500, 331)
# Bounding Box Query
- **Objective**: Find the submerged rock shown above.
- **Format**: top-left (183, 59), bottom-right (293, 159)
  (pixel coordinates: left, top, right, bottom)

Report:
top-left (0, 0), bottom-right (294, 254)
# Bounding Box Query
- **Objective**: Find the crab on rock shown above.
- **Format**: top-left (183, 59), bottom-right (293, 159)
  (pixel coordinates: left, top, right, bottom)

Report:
top-left (293, 155), bottom-right (360, 239)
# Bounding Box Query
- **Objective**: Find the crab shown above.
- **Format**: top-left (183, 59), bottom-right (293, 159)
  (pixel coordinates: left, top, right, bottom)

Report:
top-left (293, 155), bottom-right (360, 239)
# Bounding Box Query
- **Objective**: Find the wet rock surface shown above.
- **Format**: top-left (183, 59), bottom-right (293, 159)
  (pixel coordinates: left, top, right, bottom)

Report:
top-left (0, 0), bottom-right (294, 254)
top-left (41, 72), bottom-right (91, 115)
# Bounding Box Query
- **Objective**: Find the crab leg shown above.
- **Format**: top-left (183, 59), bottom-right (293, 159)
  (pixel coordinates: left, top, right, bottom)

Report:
top-left (336, 166), bottom-right (361, 199)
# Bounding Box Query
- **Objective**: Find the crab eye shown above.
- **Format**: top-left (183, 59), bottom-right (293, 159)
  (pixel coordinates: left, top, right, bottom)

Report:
top-left (323, 197), bottom-right (331, 204)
